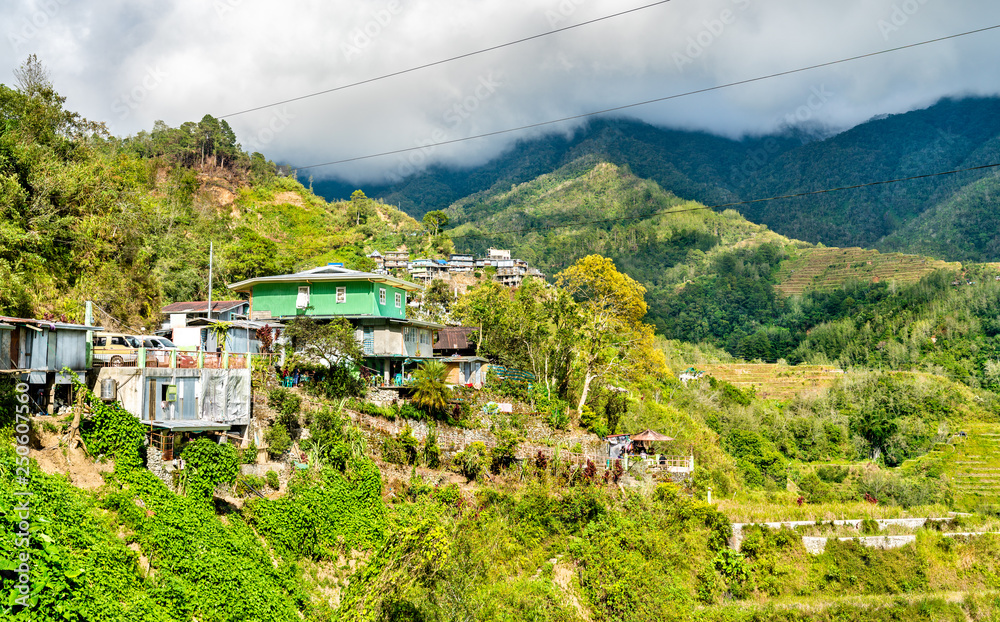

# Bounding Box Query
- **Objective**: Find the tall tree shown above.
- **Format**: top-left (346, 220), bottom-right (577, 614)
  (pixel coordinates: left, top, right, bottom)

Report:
top-left (556, 255), bottom-right (662, 410)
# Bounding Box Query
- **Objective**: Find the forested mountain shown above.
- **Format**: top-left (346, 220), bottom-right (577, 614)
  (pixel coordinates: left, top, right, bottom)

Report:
top-left (0, 68), bottom-right (430, 329)
top-left (316, 96), bottom-right (1000, 261)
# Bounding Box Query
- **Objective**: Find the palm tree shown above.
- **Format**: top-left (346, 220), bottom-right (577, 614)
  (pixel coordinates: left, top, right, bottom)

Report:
top-left (410, 360), bottom-right (451, 415)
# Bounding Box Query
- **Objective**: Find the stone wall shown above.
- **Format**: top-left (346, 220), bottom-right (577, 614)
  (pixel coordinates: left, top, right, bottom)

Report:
top-left (146, 444), bottom-right (174, 490)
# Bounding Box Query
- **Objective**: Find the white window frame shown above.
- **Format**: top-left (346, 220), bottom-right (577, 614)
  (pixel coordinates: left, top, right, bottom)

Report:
top-left (296, 286), bottom-right (310, 309)
top-left (379, 288), bottom-right (386, 305)
top-left (336, 286), bottom-right (347, 304)
top-left (395, 292), bottom-right (401, 308)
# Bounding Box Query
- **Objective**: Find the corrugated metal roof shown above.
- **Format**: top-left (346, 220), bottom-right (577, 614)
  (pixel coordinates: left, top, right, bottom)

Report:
top-left (147, 420), bottom-right (232, 432)
top-left (161, 300), bottom-right (247, 314)
top-left (433, 327), bottom-right (477, 351)
top-left (0, 316), bottom-right (102, 331)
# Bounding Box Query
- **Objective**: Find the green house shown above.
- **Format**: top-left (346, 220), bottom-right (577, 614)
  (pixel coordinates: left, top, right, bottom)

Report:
top-left (229, 264), bottom-right (442, 383)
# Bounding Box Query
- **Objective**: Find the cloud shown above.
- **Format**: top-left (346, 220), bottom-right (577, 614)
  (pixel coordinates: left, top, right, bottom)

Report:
top-left (3, 0), bottom-right (999, 184)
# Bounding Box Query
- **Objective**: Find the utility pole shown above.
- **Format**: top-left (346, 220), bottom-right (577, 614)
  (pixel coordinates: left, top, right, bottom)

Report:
top-left (207, 241), bottom-right (214, 320)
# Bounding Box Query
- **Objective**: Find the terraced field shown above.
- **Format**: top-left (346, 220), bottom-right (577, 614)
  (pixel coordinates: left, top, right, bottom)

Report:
top-left (775, 247), bottom-right (959, 296)
top-left (938, 424), bottom-right (1000, 510)
top-left (698, 363), bottom-right (843, 400)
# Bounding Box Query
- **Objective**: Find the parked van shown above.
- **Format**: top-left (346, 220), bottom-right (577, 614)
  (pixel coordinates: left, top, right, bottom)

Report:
top-left (135, 335), bottom-right (177, 367)
top-left (93, 332), bottom-right (139, 367)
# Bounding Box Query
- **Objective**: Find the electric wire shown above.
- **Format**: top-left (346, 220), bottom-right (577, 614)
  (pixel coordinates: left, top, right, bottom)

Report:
top-left (219, 0), bottom-right (674, 118)
top-left (292, 23), bottom-right (1000, 171)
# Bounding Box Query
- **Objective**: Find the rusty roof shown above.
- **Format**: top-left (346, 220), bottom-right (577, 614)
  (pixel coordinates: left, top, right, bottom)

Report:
top-left (433, 327), bottom-right (477, 351)
top-left (161, 300), bottom-right (247, 314)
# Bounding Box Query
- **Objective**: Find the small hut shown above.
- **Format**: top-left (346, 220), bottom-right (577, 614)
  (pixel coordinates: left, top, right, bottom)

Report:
top-left (629, 429), bottom-right (674, 455)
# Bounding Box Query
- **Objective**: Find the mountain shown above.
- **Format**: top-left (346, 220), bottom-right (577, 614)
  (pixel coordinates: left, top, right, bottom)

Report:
top-left (315, 96), bottom-right (1000, 261)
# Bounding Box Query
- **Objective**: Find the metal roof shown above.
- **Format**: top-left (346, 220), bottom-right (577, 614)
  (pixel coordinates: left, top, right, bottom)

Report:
top-left (146, 420), bottom-right (232, 432)
top-left (440, 355), bottom-right (490, 363)
top-left (228, 265), bottom-right (423, 293)
top-left (0, 316), bottom-right (102, 332)
top-left (0, 323), bottom-right (12, 331)
top-left (433, 327), bottom-right (477, 351)
top-left (161, 300), bottom-right (247, 314)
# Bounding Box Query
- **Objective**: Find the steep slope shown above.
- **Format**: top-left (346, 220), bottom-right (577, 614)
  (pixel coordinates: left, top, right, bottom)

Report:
top-left (879, 174), bottom-right (1000, 261)
top-left (0, 81), bottom-right (422, 329)
top-left (445, 155), bottom-right (789, 283)
top-left (319, 96), bottom-right (1000, 259)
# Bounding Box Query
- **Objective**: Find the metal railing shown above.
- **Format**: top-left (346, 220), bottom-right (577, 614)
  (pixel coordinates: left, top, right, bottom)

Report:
top-left (95, 348), bottom-right (280, 370)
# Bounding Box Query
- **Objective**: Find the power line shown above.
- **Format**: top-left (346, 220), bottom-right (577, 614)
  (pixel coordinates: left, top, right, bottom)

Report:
top-left (447, 162), bottom-right (1000, 239)
top-left (219, 0), bottom-right (674, 119)
top-left (294, 23), bottom-right (1000, 171)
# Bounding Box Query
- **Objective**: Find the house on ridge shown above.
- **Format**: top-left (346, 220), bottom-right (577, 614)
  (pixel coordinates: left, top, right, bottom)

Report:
top-left (228, 264), bottom-right (443, 383)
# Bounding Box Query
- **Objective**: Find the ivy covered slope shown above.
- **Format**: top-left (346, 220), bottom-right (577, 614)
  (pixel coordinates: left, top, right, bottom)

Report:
top-left (0, 69), bottom-right (423, 328)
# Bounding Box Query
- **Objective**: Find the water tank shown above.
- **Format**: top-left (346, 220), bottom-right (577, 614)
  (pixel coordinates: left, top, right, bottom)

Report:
top-left (100, 378), bottom-right (117, 401)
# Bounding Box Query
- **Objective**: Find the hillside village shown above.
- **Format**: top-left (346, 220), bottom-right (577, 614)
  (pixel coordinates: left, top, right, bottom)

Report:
top-left (10, 42), bottom-right (1000, 621)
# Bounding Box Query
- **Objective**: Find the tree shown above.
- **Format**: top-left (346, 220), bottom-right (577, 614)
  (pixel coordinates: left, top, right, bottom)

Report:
top-left (556, 255), bottom-right (664, 411)
top-left (222, 228), bottom-right (293, 283)
top-left (410, 360), bottom-right (451, 415)
top-left (350, 190), bottom-right (376, 225)
top-left (282, 316), bottom-right (363, 370)
top-left (422, 210), bottom-right (449, 236)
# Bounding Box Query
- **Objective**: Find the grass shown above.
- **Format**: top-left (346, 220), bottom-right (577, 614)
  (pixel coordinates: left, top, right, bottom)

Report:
top-left (699, 363), bottom-right (843, 400)
top-left (774, 247), bottom-right (959, 296)
top-left (928, 423), bottom-right (1000, 511)
top-left (715, 495), bottom-right (951, 524)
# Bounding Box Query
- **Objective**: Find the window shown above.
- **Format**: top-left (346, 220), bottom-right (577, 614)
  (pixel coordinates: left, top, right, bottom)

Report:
top-left (336, 287), bottom-right (346, 304)
top-left (395, 292), bottom-right (401, 308)
top-left (379, 288), bottom-right (386, 305)
top-left (94, 337), bottom-right (106, 347)
top-left (419, 330), bottom-right (430, 345)
top-left (296, 286), bottom-right (310, 309)
top-left (404, 327), bottom-right (417, 342)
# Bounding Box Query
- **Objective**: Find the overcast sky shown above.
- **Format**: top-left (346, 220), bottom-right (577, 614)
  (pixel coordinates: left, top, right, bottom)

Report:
top-left (4, 0), bottom-right (1000, 184)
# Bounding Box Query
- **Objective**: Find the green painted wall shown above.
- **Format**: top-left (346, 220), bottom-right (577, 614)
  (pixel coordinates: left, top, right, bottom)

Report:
top-left (375, 284), bottom-right (407, 319)
top-left (250, 280), bottom-right (407, 319)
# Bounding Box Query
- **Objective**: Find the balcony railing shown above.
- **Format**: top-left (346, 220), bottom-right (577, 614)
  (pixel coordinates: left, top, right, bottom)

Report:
top-left (96, 349), bottom-right (281, 370)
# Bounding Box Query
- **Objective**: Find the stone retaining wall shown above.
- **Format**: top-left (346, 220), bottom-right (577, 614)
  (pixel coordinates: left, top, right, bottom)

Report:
top-left (729, 517), bottom-right (953, 550)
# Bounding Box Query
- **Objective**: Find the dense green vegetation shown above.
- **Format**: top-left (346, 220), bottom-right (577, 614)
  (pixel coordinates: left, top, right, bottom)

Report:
top-left (329, 96), bottom-right (1000, 261)
top-left (0, 61), bottom-right (426, 328)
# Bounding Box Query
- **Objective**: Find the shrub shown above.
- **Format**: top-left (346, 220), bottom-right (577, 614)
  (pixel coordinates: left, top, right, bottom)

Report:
top-left (181, 438), bottom-right (240, 499)
top-left (242, 441), bottom-right (258, 464)
top-left (489, 431), bottom-right (519, 474)
top-left (422, 428), bottom-right (441, 468)
top-left (817, 464), bottom-right (850, 483)
top-left (268, 387), bottom-right (301, 420)
top-left (265, 424), bottom-right (292, 459)
top-left (433, 483), bottom-right (461, 507)
top-left (454, 442), bottom-right (488, 480)
top-left (382, 436), bottom-right (406, 465)
top-left (399, 425), bottom-right (419, 465)
top-left (265, 470), bottom-right (280, 490)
